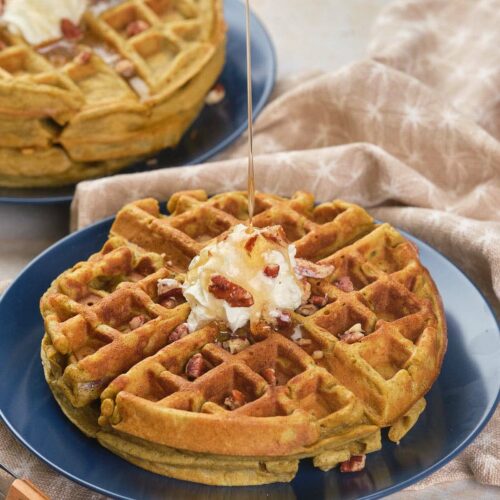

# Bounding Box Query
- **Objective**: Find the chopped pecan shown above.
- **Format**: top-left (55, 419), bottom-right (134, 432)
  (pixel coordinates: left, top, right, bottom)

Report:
top-left (310, 294), bottom-right (328, 307)
top-left (126, 19), bottom-right (150, 37)
top-left (157, 278), bottom-right (183, 300)
top-left (340, 455), bottom-right (366, 473)
top-left (185, 353), bottom-right (208, 380)
top-left (61, 18), bottom-right (83, 41)
top-left (169, 323), bottom-right (189, 344)
top-left (295, 338), bottom-right (312, 347)
top-left (115, 58), bottom-right (135, 78)
top-left (244, 234), bottom-right (258, 253)
top-left (208, 275), bottom-right (254, 307)
top-left (261, 368), bottom-right (277, 386)
top-left (129, 315), bottom-right (146, 330)
top-left (340, 331), bottom-right (365, 344)
top-left (263, 264), bottom-right (280, 278)
top-left (222, 338), bottom-right (250, 354)
top-left (224, 389), bottom-right (246, 410)
top-left (205, 83), bottom-right (226, 105)
top-left (275, 310), bottom-right (292, 329)
top-left (296, 303), bottom-right (318, 316)
top-left (334, 276), bottom-right (354, 293)
top-left (261, 226), bottom-right (288, 247)
top-left (339, 323), bottom-right (365, 344)
top-left (74, 49), bottom-right (92, 65)
top-left (250, 321), bottom-right (273, 341)
top-left (295, 259), bottom-right (334, 279)
top-left (160, 297), bottom-right (177, 309)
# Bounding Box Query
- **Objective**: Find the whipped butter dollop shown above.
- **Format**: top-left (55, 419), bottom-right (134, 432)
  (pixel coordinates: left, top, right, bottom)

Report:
top-left (183, 225), bottom-right (304, 332)
top-left (1, 0), bottom-right (87, 45)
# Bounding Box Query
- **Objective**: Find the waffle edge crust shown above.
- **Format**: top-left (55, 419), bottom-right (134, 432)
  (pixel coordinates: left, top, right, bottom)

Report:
top-left (0, 0), bottom-right (226, 187)
top-left (40, 190), bottom-right (447, 486)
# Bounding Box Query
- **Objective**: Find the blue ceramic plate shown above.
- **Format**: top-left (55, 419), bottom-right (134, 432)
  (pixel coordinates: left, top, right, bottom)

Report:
top-left (0, 0), bottom-right (276, 205)
top-left (0, 216), bottom-right (498, 500)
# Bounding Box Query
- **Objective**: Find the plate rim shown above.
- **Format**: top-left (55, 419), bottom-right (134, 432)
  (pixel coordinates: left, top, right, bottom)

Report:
top-left (0, 0), bottom-right (277, 206)
top-left (0, 214), bottom-right (498, 500)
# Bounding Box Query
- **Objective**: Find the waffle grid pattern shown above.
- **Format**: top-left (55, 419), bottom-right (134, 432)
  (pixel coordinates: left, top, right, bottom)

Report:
top-left (40, 190), bottom-right (446, 485)
top-left (0, 0), bottom-right (226, 186)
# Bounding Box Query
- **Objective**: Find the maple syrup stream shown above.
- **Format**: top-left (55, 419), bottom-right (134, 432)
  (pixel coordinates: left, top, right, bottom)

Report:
top-left (245, 0), bottom-right (255, 224)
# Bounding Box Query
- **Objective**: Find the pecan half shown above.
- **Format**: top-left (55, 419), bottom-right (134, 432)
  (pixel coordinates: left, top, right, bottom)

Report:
top-left (334, 276), bottom-right (354, 293)
top-left (261, 368), bottom-right (277, 386)
top-left (126, 19), bottom-right (150, 38)
top-left (340, 455), bottom-right (366, 473)
top-left (209, 275), bottom-right (254, 307)
top-left (339, 323), bottom-right (365, 344)
top-left (185, 353), bottom-right (208, 380)
top-left (169, 323), bottom-right (189, 344)
top-left (295, 259), bottom-right (334, 279)
top-left (224, 389), bottom-right (246, 410)
top-left (129, 315), bottom-right (146, 330)
top-left (263, 264), bottom-right (280, 278)
top-left (61, 18), bottom-right (83, 41)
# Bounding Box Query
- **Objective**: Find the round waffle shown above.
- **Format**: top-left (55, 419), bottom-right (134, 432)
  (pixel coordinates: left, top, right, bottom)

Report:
top-left (0, 1), bottom-right (226, 187)
top-left (40, 190), bottom-right (447, 485)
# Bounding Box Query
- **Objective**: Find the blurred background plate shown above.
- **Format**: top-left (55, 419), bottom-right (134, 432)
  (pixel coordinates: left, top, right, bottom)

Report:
top-left (0, 0), bottom-right (276, 205)
top-left (0, 215), bottom-right (498, 499)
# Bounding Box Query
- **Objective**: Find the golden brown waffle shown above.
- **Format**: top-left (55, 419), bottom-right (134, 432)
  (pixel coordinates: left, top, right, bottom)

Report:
top-left (0, 0), bottom-right (226, 187)
top-left (40, 190), bottom-right (447, 485)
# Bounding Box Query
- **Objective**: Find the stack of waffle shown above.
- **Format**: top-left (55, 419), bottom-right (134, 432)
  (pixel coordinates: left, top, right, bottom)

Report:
top-left (40, 190), bottom-right (447, 485)
top-left (0, 0), bottom-right (226, 187)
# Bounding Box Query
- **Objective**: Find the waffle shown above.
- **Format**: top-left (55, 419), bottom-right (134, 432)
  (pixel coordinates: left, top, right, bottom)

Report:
top-left (40, 190), bottom-right (447, 485)
top-left (0, 0), bottom-right (226, 187)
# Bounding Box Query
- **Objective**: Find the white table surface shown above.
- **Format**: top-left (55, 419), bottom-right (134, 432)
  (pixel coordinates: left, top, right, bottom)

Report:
top-left (0, 1), bottom-right (497, 498)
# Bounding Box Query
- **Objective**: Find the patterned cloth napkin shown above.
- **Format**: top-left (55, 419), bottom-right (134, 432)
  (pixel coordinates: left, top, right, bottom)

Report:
top-left (1, 0), bottom-right (499, 498)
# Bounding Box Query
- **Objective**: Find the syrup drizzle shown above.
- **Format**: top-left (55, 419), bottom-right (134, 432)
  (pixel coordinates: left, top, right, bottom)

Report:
top-left (245, 0), bottom-right (255, 223)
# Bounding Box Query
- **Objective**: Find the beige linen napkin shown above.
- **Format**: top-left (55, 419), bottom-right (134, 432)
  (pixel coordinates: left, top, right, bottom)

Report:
top-left (1, 0), bottom-right (499, 497)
